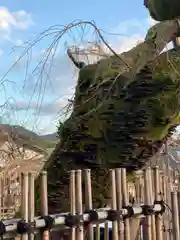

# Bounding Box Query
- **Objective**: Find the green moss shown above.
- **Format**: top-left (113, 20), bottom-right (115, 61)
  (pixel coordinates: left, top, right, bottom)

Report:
top-left (59, 59), bottom-right (180, 167)
top-left (44, 46), bottom-right (180, 213)
top-left (145, 0), bottom-right (180, 21)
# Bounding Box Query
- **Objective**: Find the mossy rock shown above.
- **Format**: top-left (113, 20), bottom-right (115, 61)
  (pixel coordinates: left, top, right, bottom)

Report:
top-left (57, 49), bottom-right (180, 171)
top-left (144, 0), bottom-right (180, 21)
top-left (37, 40), bottom-right (180, 213)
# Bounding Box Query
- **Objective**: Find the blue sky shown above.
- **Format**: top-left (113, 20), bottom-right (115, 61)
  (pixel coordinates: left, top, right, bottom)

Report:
top-left (0, 0), bottom-right (155, 134)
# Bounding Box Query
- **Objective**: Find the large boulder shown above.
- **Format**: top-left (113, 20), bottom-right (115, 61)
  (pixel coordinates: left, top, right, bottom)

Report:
top-left (36, 20), bottom-right (180, 213)
top-left (144, 0), bottom-right (180, 21)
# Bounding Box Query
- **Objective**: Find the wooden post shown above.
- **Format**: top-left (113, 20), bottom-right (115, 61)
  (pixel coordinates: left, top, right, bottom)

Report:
top-left (84, 169), bottom-right (94, 240)
top-left (28, 173), bottom-right (35, 240)
top-left (153, 167), bottom-right (163, 240)
top-left (40, 171), bottom-right (49, 240)
top-left (121, 168), bottom-right (130, 240)
top-left (70, 170), bottom-right (76, 240)
top-left (75, 170), bottom-right (83, 240)
top-left (21, 173), bottom-right (28, 240)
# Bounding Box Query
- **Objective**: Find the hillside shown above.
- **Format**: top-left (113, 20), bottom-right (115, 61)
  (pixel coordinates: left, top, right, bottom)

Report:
top-left (40, 133), bottom-right (57, 141)
top-left (0, 124), bottom-right (57, 151)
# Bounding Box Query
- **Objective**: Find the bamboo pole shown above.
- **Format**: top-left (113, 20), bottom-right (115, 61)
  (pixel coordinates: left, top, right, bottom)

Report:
top-left (0, 176), bottom-right (2, 219)
top-left (121, 168), bottom-right (130, 240)
top-left (21, 173), bottom-right (28, 240)
top-left (153, 167), bottom-right (163, 240)
top-left (140, 176), bottom-right (144, 204)
top-left (161, 174), bottom-right (167, 239)
top-left (109, 169), bottom-right (118, 240)
top-left (135, 176), bottom-right (142, 240)
top-left (75, 170), bottom-right (84, 240)
top-left (142, 168), bottom-right (152, 240)
top-left (104, 219), bottom-right (109, 240)
top-left (165, 155), bottom-right (172, 240)
top-left (84, 169), bottom-right (94, 240)
top-left (94, 170), bottom-right (101, 240)
top-left (40, 171), bottom-right (49, 240)
top-left (115, 168), bottom-right (123, 240)
top-left (28, 173), bottom-right (35, 240)
top-left (177, 191), bottom-right (180, 233)
top-left (1, 176), bottom-right (4, 219)
top-left (171, 192), bottom-right (180, 240)
top-left (149, 168), bottom-right (156, 240)
top-left (70, 170), bottom-right (76, 240)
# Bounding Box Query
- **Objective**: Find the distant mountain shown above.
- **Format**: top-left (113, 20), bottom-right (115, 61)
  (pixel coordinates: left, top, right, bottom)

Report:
top-left (0, 124), bottom-right (57, 150)
top-left (11, 125), bottom-right (40, 139)
top-left (40, 133), bottom-right (58, 141)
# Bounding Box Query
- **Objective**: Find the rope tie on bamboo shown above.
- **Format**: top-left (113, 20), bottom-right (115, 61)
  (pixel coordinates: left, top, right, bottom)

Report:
top-left (0, 221), bottom-right (6, 239)
top-left (123, 206), bottom-right (134, 219)
top-left (39, 216), bottom-right (54, 231)
top-left (64, 214), bottom-right (81, 227)
top-left (142, 205), bottom-right (154, 216)
top-left (107, 210), bottom-right (122, 221)
top-left (84, 210), bottom-right (99, 224)
top-left (17, 220), bottom-right (31, 234)
top-left (154, 200), bottom-right (166, 215)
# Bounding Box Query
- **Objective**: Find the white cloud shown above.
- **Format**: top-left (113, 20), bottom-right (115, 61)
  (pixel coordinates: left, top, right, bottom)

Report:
top-left (113, 34), bottom-right (144, 53)
top-left (11, 10), bottom-right (33, 30)
top-left (0, 6), bottom-right (34, 44)
top-left (7, 86), bottom-right (74, 117)
top-left (110, 17), bottom-right (157, 54)
top-left (113, 19), bottom-right (146, 35)
top-left (0, 7), bottom-right (33, 30)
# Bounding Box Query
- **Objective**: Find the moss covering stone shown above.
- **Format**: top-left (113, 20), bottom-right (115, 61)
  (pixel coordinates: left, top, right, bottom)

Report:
top-left (144, 0), bottom-right (180, 21)
top-left (57, 49), bottom-right (180, 170)
top-left (35, 20), bottom-right (180, 214)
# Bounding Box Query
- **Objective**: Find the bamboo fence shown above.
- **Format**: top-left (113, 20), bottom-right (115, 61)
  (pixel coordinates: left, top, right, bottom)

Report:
top-left (0, 165), bottom-right (179, 239)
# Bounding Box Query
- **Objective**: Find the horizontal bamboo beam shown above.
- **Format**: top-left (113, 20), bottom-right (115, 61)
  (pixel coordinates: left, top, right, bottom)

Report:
top-left (1, 204), bottom-right (164, 239)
